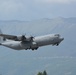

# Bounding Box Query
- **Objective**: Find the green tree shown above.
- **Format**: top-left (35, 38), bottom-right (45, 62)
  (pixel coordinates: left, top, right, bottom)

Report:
top-left (43, 70), bottom-right (47, 75)
top-left (37, 72), bottom-right (43, 75)
top-left (37, 70), bottom-right (47, 75)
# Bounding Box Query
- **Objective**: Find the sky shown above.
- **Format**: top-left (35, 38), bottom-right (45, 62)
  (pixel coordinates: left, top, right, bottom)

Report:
top-left (0, 0), bottom-right (76, 21)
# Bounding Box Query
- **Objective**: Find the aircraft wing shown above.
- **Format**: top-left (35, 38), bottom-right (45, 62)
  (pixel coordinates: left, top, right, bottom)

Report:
top-left (0, 34), bottom-right (34, 42)
top-left (0, 34), bottom-right (17, 40)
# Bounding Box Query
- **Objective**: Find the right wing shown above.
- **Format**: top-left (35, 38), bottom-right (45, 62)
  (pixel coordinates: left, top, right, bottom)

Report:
top-left (0, 34), bottom-right (17, 40)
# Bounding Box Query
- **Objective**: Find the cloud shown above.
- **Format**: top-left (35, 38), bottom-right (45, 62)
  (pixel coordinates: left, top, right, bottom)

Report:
top-left (36, 0), bottom-right (76, 4)
top-left (0, 0), bottom-right (27, 20)
top-left (0, 0), bottom-right (76, 20)
top-left (0, 0), bottom-right (23, 13)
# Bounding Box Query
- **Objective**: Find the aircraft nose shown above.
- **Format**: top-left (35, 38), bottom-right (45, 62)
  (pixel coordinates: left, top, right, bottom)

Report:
top-left (60, 37), bottom-right (64, 41)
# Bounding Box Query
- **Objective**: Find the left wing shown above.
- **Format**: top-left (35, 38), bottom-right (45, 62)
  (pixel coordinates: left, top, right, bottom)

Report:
top-left (0, 34), bottom-right (34, 42)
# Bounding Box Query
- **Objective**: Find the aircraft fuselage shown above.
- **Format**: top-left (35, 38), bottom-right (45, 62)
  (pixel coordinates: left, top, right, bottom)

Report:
top-left (1, 34), bottom-right (64, 50)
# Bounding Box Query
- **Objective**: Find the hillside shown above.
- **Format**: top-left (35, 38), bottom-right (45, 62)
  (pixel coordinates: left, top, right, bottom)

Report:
top-left (0, 17), bottom-right (76, 75)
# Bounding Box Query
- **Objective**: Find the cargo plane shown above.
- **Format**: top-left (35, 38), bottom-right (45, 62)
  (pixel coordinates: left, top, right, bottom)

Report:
top-left (0, 30), bottom-right (64, 50)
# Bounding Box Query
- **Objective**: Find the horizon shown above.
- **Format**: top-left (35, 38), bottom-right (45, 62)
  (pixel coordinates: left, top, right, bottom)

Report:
top-left (0, 17), bottom-right (76, 21)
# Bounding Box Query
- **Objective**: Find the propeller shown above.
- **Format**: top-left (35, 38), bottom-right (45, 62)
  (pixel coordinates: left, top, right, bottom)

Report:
top-left (21, 35), bottom-right (26, 41)
top-left (30, 35), bottom-right (35, 41)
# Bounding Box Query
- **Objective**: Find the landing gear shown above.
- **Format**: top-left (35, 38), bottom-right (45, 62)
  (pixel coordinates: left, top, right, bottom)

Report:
top-left (56, 43), bottom-right (59, 46)
top-left (25, 47), bottom-right (38, 50)
top-left (32, 47), bottom-right (38, 50)
top-left (52, 43), bottom-right (59, 46)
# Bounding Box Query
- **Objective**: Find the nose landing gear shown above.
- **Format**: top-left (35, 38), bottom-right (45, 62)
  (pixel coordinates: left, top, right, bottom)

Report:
top-left (56, 43), bottom-right (59, 46)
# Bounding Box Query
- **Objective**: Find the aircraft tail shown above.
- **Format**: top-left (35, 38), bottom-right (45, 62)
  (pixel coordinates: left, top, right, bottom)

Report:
top-left (0, 29), bottom-right (6, 44)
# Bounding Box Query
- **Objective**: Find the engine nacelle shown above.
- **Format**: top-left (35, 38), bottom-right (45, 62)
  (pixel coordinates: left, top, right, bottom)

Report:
top-left (25, 36), bottom-right (34, 41)
top-left (15, 35), bottom-right (34, 41)
top-left (14, 35), bottom-right (25, 41)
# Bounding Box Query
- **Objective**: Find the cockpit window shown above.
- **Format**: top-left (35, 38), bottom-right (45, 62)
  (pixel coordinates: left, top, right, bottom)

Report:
top-left (54, 34), bottom-right (60, 37)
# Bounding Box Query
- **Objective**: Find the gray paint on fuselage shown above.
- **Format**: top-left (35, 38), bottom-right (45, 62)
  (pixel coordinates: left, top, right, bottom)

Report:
top-left (33, 34), bottom-right (58, 46)
top-left (0, 34), bottom-right (64, 50)
top-left (1, 41), bottom-right (22, 50)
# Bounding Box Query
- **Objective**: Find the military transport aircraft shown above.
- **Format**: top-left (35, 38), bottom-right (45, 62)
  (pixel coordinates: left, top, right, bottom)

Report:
top-left (0, 30), bottom-right (64, 50)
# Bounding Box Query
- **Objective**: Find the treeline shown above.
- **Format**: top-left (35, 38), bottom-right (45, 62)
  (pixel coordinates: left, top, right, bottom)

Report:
top-left (37, 70), bottom-right (47, 75)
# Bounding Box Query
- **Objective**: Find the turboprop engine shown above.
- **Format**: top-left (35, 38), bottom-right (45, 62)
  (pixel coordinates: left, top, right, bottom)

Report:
top-left (15, 35), bottom-right (34, 41)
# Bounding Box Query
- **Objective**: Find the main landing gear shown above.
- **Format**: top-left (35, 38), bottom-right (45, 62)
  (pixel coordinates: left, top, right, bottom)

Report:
top-left (25, 47), bottom-right (38, 50)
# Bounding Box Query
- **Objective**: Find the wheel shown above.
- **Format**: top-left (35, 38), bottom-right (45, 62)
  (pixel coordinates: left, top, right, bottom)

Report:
top-left (56, 43), bottom-right (59, 46)
top-left (32, 49), bottom-right (34, 50)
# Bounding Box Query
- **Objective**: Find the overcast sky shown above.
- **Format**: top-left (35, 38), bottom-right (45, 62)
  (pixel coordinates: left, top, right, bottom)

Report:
top-left (0, 0), bottom-right (76, 21)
